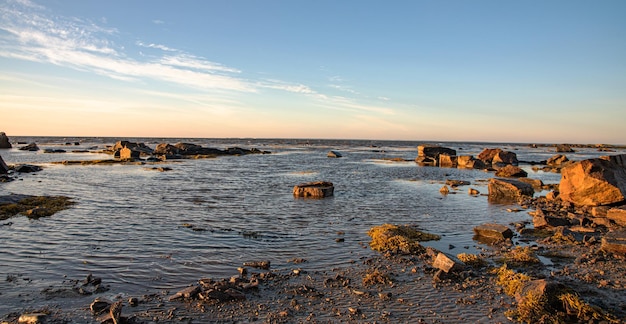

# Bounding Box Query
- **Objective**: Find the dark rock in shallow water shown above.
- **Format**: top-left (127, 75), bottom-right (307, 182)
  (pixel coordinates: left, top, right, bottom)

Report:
top-left (0, 132), bottom-right (11, 149)
top-left (495, 165), bottom-right (527, 178)
top-left (415, 145), bottom-right (456, 166)
top-left (0, 155), bottom-right (8, 174)
top-left (473, 223), bottom-right (513, 240)
top-left (327, 150), bottom-right (342, 158)
top-left (19, 143), bottom-right (39, 151)
top-left (15, 164), bottom-right (42, 173)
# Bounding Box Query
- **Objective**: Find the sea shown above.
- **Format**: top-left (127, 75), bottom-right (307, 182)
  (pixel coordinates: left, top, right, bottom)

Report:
top-left (0, 137), bottom-right (621, 319)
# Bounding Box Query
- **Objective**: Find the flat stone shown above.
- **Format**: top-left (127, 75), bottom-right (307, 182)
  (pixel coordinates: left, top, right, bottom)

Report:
top-left (601, 231), bottom-right (626, 255)
top-left (607, 207), bottom-right (626, 226)
top-left (168, 285), bottom-right (201, 301)
top-left (432, 252), bottom-right (464, 273)
top-left (293, 181), bottom-right (334, 198)
top-left (473, 223), bottom-right (513, 240)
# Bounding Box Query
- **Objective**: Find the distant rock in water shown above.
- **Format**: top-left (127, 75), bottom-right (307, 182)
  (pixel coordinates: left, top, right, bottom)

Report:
top-left (495, 165), bottom-right (528, 178)
top-left (556, 144), bottom-right (575, 152)
top-left (415, 145), bottom-right (456, 166)
top-left (477, 148), bottom-right (518, 166)
top-left (293, 181), bottom-right (334, 198)
top-left (327, 150), bottom-right (342, 158)
top-left (0, 132), bottom-right (11, 149)
top-left (19, 143), bottom-right (39, 151)
top-left (488, 178), bottom-right (534, 203)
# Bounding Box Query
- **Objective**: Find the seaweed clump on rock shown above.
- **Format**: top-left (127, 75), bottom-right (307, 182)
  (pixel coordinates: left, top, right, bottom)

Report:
top-left (0, 195), bottom-right (74, 220)
top-left (367, 223), bottom-right (440, 254)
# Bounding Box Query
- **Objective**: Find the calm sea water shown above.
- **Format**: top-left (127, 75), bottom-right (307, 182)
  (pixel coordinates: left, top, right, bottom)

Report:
top-left (0, 137), bottom-right (619, 317)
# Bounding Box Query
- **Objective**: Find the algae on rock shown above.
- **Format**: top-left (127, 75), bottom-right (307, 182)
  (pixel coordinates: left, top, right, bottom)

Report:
top-left (367, 224), bottom-right (440, 254)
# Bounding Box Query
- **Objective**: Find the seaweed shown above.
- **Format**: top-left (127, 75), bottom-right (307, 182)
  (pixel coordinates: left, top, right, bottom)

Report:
top-left (367, 224), bottom-right (440, 254)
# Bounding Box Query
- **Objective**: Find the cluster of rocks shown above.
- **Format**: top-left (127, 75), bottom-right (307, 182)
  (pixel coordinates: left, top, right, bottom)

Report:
top-left (105, 140), bottom-right (270, 161)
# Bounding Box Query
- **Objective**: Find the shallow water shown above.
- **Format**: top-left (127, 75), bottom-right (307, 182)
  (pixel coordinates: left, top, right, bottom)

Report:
top-left (0, 137), bottom-right (621, 318)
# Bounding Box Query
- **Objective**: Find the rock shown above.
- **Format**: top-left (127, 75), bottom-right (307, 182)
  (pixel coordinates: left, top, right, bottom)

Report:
top-left (601, 154), bottom-right (626, 168)
top-left (119, 147), bottom-right (140, 160)
top-left (154, 143), bottom-right (181, 156)
top-left (15, 164), bottom-right (43, 173)
top-left (439, 185), bottom-right (449, 195)
top-left (495, 165), bottom-right (528, 178)
top-left (531, 209), bottom-right (570, 229)
top-left (517, 177), bottom-right (543, 191)
top-left (477, 148), bottom-right (518, 165)
top-left (559, 158), bottom-right (626, 206)
top-left (468, 188), bottom-right (480, 195)
top-left (556, 144), bottom-right (575, 152)
top-left (591, 206), bottom-right (610, 217)
top-left (607, 207), bottom-right (626, 226)
top-left (545, 191), bottom-right (558, 201)
top-left (547, 154), bottom-right (569, 166)
top-left (473, 223), bottom-right (513, 240)
top-left (432, 252), bottom-right (464, 273)
top-left (243, 260), bottom-right (271, 269)
top-left (293, 181), bottom-right (334, 198)
top-left (438, 154), bottom-right (457, 167)
top-left (112, 141), bottom-right (153, 155)
top-left (24, 207), bottom-right (52, 219)
top-left (0, 132), bottom-right (11, 149)
top-left (43, 149), bottom-right (66, 153)
top-left (17, 313), bottom-right (47, 324)
top-left (514, 279), bottom-right (566, 308)
top-left (109, 300), bottom-right (122, 324)
top-left (445, 179), bottom-right (470, 187)
top-left (415, 145), bottom-right (456, 166)
top-left (487, 178), bottom-right (534, 203)
top-left (601, 231), bottom-right (626, 255)
top-left (0, 155), bottom-right (8, 174)
top-left (90, 298), bottom-right (111, 315)
top-left (19, 143), bottom-right (39, 151)
top-left (168, 285), bottom-right (201, 301)
top-left (327, 151), bottom-right (342, 158)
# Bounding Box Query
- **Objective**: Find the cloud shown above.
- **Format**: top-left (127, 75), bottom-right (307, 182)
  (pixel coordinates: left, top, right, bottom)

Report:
top-left (259, 79), bottom-right (316, 94)
top-left (152, 19), bottom-right (165, 25)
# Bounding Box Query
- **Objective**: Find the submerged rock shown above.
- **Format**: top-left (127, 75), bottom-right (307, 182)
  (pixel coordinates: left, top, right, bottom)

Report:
top-left (19, 143), bottom-right (39, 151)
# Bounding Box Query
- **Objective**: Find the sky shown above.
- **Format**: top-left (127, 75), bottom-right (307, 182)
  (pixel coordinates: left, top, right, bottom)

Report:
top-left (0, 0), bottom-right (625, 144)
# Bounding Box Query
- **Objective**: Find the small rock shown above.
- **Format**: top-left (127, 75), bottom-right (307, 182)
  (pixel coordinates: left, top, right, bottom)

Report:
top-left (243, 260), bottom-right (270, 269)
top-left (327, 150), bottom-right (342, 158)
top-left (432, 252), bottom-right (464, 273)
top-left (473, 223), bottom-right (513, 240)
top-left (168, 285), bottom-right (201, 301)
top-left (293, 181), bottom-right (334, 198)
top-left (18, 313), bottom-right (47, 324)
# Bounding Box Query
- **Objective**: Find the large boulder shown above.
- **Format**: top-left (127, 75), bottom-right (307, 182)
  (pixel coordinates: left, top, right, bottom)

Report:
top-left (0, 155), bottom-right (8, 174)
top-left (415, 145), bottom-right (456, 166)
top-left (477, 148), bottom-right (518, 165)
top-left (495, 165), bottom-right (528, 178)
top-left (0, 132), bottom-right (11, 149)
top-left (488, 178), bottom-right (534, 203)
top-left (601, 154), bottom-right (626, 168)
top-left (559, 158), bottom-right (626, 206)
top-left (457, 155), bottom-right (486, 169)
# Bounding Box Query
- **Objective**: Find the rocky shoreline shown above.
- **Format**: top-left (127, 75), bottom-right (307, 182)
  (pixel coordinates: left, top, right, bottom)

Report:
top-left (1, 134), bottom-right (626, 323)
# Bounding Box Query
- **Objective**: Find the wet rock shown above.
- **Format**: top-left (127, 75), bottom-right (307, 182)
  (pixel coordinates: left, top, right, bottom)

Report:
top-left (601, 231), bottom-right (626, 255)
top-left (293, 181), bottom-right (334, 198)
top-left (487, 178), bottom-right (534, 203)
top-left (477, 148), bottom-right (518, 165)
top-left (438, 154), bottom-right (457, 167)
top-left (474, 223), bottom-right (513, 240)
top-left (43, 149), bottom-right (66, 153)
top-left (243, 260), bottom-right (270, 269)
top-left (556, 144), bottom-right (575, 152)
top-left (439, 185), bottom-right (449, 195)
top-left (547, 154), bottom-right (569, 166)
top-left (495, 165), bottom-right (527, 178)
top-left (0, 155), bottom-right (8, 174)
top-left (19, 143), bottom-right (39, 151)
top-left (531, 209), bottom-right (570, 229)
top-left (111, 141), bottom-right (153, 155)
top-left (517, 177), bottom-right (544, 191)
top-left (559, 158), bottom-right (626, 206)
top-left (17, 313), bottom-right (47, 324)
top-left (432, 252), bottom-right (464, 273)
top-left (415, 145), bottom-right (456, 166)
top-left (24, 207), bottom-right (52, 219)
top-left (154, 143), bottom-right (181, 157)
top-left (607, 207), bottom-right (626, 226)
top-left (0, 132), bottom-right (11, 148)
top-left (109, 300), bottom-right (122, 324)
top-left (601, 153), bottom-right (626, 168)
top-left (168, 285), bottom-right (201, 301)
top-left (119, 147), bottom-right (140, 160)
top-left (514, 279), bottom-right (566, 310)
top-left (468, 188), bottom-right (480, 195)
top-left (457, 155), bottom-right (486, 169)
top-left (15, 164), bottom-right (43, 173)
top-left (327, 150), bottom-right (342, 158)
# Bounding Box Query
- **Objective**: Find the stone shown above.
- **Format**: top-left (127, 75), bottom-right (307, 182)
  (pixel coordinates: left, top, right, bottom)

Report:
top-left (477, 148), bottom-right (518, 165)
top-left (473, 223), bottom-right (513, 240)
top-left (112, 141), bottom-right (153, 155)
top-left (119, 147), bottom-right (140, 160)
top-left (591, 206), bottom-right (609, 217)
top-left (0, 155), bottom-right (8, 174)
top-left (556, 144), bottom-right (575, 152)
top-left (487, 178), bottom-right (534, 203)
top-left (456, 155), bottom-right (474, 168)
top-left (547, 154), bottom-right (569, 166)
top-left (531, 209), bottom-right (570, 229)
top-left (432, 252), bottom-right (464, 273)
top-left (154, 143), bottom-right (181, 156)
top-left (514, 279), bottom-right (566, 307)
top-left (15, 165), bottom-right (42, 173)
top-left (19, 143), bottom-right (39, 151)
top-left (607, 207), bottom-right (626, 226)
top-left (168, 285), bottom-right (201, 301)
top-left (17, 313), bottom-right (47, 324)
top-left (545, 191), bottom-right (558, 201)
top-left (601, 231), bottom-right (626, 255)
top-left (495, 165), bottom-right (528, 178)
top-left (559, 158), bottom-right (626, 206)
top-left (601, 154), bottom-right (626, 168)
top-left (517, 177), bottom-right (543, 191)
top-left (0, 132), bottom-right (11, 149)
top-left (90, 298), bottom-right (111, 315)
top-left (468, 188), bottom-right (480, 195)
top-left (445, 179), bottom-right (470, 187)
top-left (293, 181), bottom-right (334, 198)
top-left (416, 145), bottom-right (456, 166)
top-left (439, 185), bottom-right (449, 195)
top-left (327, 150), bottom-right (342, 158)
top-left (438, 154), bottom-right (457, 167)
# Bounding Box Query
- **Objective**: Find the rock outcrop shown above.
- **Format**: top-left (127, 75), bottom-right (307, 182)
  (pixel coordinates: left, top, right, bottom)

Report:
top-left (559, 158), bottom-right (626, 206)
top-left (415, 145), bottom-right (456, 166)
top-left (488, 178), bottom-right (534, 203)
top-left (495, 165), bottom-right (528, 178)
top-left (477, 148), bottom-right (518, 166)
top-left (19, 143), bottom-right (40, 151)
top-left (0, 132), bottom-right (11, 149)
top-left (547, 154), bottom-right (569, 166)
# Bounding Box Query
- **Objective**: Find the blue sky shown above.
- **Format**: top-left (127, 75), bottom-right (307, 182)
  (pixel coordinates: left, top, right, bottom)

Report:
top-left (1, 0), bottom-right (625, 143)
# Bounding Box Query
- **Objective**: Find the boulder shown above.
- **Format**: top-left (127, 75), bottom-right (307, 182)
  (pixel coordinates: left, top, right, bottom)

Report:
top-left (473, 223), bottom-right (513, 240)
top-left (432, 252), bottom-right (464, 273)
top-left (531, 209), bottom-right (570, 229)
top-left (327, 151), bottom-right (342, 158)
top-left (495, 165), bottom-right (528, 178)
top-left (19, 143), bottom-right (39, 151)
top-left (477, 148), bottom-right (518, 165)
top-left (112, 141), bottom-right (153, 155)
top-left (415, 145), bottom-right (456, 166)
top-left (556, 144), bottom-right (575, 152)
top-left (15, 164), bottom-right (42, 173)
top-left (547, 154), bottom-right (569, 166)
top-left (293, 181), bottom-right (334, 198)
top-left (0, 155), bottom-right (8, 174)
top-left (607, 207), bottom-right (626, 226)
top-left (601, 231), bottom-right (626, 255)
top-left (154, 143), bottom-right (181, 156)
top-left (120, 147), bottom-right (140, 160)
top-left (488, 178), bottom-right (534, 203)
top-left (438, 154), bottom-right (457, 167)
top-left (601, 154), bottom-right (626, 168)
top-left (517, 177), bottom-right (544, 191)
top-left (559, 158), bottom-right (626, 206)
top-left (0, 132), bottom-right (11, 149)
top-left (514, 279), bottom-right (566, 309)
